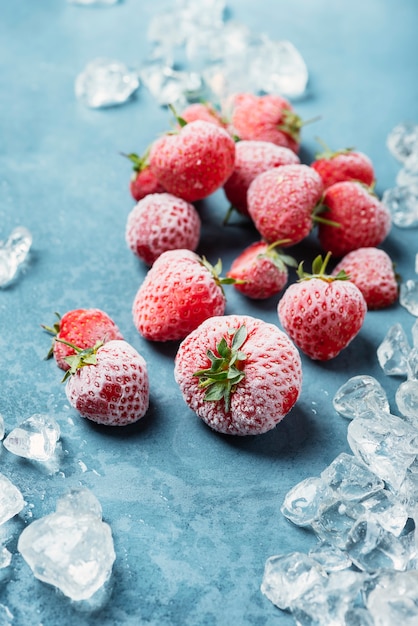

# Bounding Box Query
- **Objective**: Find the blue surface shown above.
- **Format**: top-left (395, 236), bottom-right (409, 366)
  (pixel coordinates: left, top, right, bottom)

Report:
top-left (0, 1), bottom-right (418, 624)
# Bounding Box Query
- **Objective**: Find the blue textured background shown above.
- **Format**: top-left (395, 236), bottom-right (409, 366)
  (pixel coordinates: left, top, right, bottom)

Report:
top-left (0, 1), bottom-right (417, 624)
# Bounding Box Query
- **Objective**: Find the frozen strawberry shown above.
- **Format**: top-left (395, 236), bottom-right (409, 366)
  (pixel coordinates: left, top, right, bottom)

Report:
top-left (230, 93), bottom-right (304, 153)
top-left (179, 102), bottom-right (226, 128)
top-left (331, 247), bottom-right (399, 310)
top-left (123, 152), bottom-right (165, 202)
top-left (125, 192), bottom-right (201, 265)
top-left (149, 120), bottom-right (236, 202)
top-left (223, 140), bottom-right (300, 217)
top-left (132, 250), bottom-right (235, 342)
top-left (317, 181), bottom-right (392, 257)
top-left (311, 144), bottom-right (375, 189)
top-left (247, 164), bottom-right (324, 246)
top-left (227, 240), bottom-right (297, 300)
top-left (43, 308), bottom-right (124, 371)
top-left (278, 253), bottom-right (367, 361)
top-left (174, 314), bottom-right (302, 435)
top-left (64, 339), bottom-right (149, 426)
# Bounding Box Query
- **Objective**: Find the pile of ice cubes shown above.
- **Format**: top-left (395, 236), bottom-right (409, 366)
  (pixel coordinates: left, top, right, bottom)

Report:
top-left (0, 414), bottom-right (115, 603)
top-left (74, 0), bottom-right (308, 109)
top-left (262, 319), bottom-right (418, 624)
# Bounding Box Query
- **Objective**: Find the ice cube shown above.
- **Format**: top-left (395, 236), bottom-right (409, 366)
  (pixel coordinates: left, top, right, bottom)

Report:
top-left (382, 185), bottom-right (418, 228)
top-left (400, 279), bottom-right (418, 316)
top-left (320, 453), bottom-right (384, 502)
top-left (386, 121), bottom-right (418, 163)
top-left (0, 547), bottom-right (12, 569)
top-left (333, 375), bottom-right (390, 420)
top-left (139, 61), bottom-right (204, 107)
top-left (359, 489), bottom-right (408, 536)
top-left (366, 569), bottom-right (418, 625)
top-left (250, 37), bottom-right (308, 98)
top-left (17, 488), bottom-right (115, 601)
top-left (377, 322), bottom-right (411, 376)
top-left (412, 318), bottom-right (418, 347)
top-left (0, 414), bottom-right (4, 441)
top-left (346, 519), bottom-right (411, 572)
top-left (0, 474), bottom-right (24, 525)
top-left (310, 500), bottom-right (362, 549)
top-left (395, 379), bottom-right (418, 422)
top-left (0, 227), bottom-right (32, 288)
top-left (308, 541), bottom-right (352, 572)
top-left (396, 151), bottom-right (418, 187)
top-left (280, 476), bottom-right (334, 527)
top-left (3, 414), bottom-right (60, 462)
top-left (75, 58), bottom-right (140, 108)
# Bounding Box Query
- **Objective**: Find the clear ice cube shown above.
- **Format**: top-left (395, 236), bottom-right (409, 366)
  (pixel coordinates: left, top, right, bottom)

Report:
top-left (344, 607), bottom-right (375, 626)
top-left (0, 227), bottom-right (32, 288)
top-left (0, 473), bottom-right (24, 525)
top-left (320, 453), bottom-right (384, 502)
top-left (75, 58), bottom-right (140, 108)
top-left (0, 414), bottom-right (4, 441)
top-left (17, 488), bottom-right (115, 601)
top-left (260, 551), bottom-right (327, 610)
top-left (405, 346), bottom-right (418, 379)
top-left (0, 547), bottom-right (12, 569)
top-left (3, 413), bottom-right (60, 462)
top-left (400, 279), bottom-right (418, 316)
top-left (382, 185), bottom-right (418, 228)
top-left (366, 569), bottom-right (418, 625)
top-left (346, 519), bottom-right (410, 572)
top-left (280, 476), bottom-right (335, 527)
top-left (359, 489), bottom-right (408, 536)
top-left (333, 375), bottom-right (390, 420)
top-left (308, 541), bottom-right (352, 572)
top-left (310, 500), bottom-right (362, 549)
top-left (395, 379), bottom-right (418, 422)
top-left (377, 322), bottom-right (411, 376)
top-left (386, 121), bottom-right (418, 163)
top-left (396, 151), bottom-right (418, 187)
top-left (139, 62), bottom-right (204, 107)
top-left (250, 37), bottom-right (308, 98)
top-left (412, 319), bottom-right (418, 347)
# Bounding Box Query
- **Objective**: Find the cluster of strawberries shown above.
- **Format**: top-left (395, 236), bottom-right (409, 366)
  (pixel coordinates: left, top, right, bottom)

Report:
top-left (44, 93), bottom-right (398, 436)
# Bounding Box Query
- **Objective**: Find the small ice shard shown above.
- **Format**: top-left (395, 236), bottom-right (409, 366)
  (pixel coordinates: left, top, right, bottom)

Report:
top-left (260, 551), bottom-right (327, 610)
top-left (0, 414), bottom-right (4, 440)
top-left (395, 379), bottom-right (418, 422)
top-left (0, 473), bottom-right (24, 525)
top-left (0, 546), bottom-right (12, 569)
top-left (280, 476), bottom-right (334, 527)
top-left (308, 541), bottom-right (352, 572)
top-left (0, 226), bottom-right (32, 288)
top-left (3, 414), bottom-right (60, 462)
top-left (366, 569), bottom-right (418, 626)
top-left (250, 38), bottom-right (308, 98)
top-left (139, 62), bottom-right (204, 107)
top-left (75, 58), bottom-right (140, 108)
top-left (333, 375), bottom-right (390, 420)
top-left (400, 279), bottom-right (418, 316)
top-left (386, 121), bottom-right (418, 163)
top-left (320, 453), bottom-right (384, 502)
top-left (346, 519), bottom-right (410, 572)
top-left (377, 322), bottom-right (411, 375)
top-left (382, 185), bottom-right (418, 228)
top-left (17, 487), bottom-right (115, 602)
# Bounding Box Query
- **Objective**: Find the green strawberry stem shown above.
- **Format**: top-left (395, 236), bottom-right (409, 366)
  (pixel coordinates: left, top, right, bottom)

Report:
top-left (314, 136), bottom-right (355, 160)
top-left (193, 325), bottom-right (248, 412)
top-left (55, 338), bottom-right (103, 382)
top-left (41, 312), bottom-right (62, 360)
top-left (120, 149), bottom-right (151, 173)
top-left (200, 256), bottom-right (245, 289)
top-left (260, 239), bottom-right (298, 270)
top-left (278, 110), bottom-right (321, 143)
top-left (297, 252), bottom-right (349, 283)
top-left (168, 104), bottom-right (187, 128)
top-left (312, 202), bottom-right (341, 228)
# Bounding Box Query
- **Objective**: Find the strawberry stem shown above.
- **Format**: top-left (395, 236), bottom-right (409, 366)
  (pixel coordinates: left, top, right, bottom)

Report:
top-left (55, 338), bottom-right (103, 382)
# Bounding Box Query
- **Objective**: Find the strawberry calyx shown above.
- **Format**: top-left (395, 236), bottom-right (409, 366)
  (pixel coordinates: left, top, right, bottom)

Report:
top-left (193, 325), bottom-right (248, 411)
top-left (277, 110), bottom-right (321, 143)
top-left (297, 252), bottom-right (349, 283)
top-left (199, 256), bottom-right (245, 291)
top-left (120, 150), bottom-right (150, 173)
top-left (41, 312), bottom-right (62, 359)
top-left (55, 338), bottom-right (104, 382)
top-left (314, 137), bottom-right (355, 160)
top-left (258, 239), bottom-right (298, 271)
top-left (312, 202), bottom-right (341, 228)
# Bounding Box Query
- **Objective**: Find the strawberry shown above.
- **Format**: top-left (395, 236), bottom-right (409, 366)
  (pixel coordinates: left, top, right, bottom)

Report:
top-left (317, 181), bottom-right (392, 257)
top-left (125, 192), bottom-right (201, 265)
top-left (149, 119), bottom-right (236, 202)
top-left (230, 93), bottom-right (304, 153)
top-left (123, 152), bottom-right (165, 202)
top-left (278, 253), bottom-right (367, 361)
top-left (63, 339), bottom-right (149, 426)
top-left (179, 102), bottom-right (226, 128)
top-left (174, 314), bottom-right (302, 435)
top-left (247, 164), bottom-right (324, 246)
top-left (43, 308), bottom-right (124, 371)
top-left (227, 240), bottom-right (297, 300)
top-left (311, 144), bottom-right (375, 189)
top-left (132, 250), bottom-right (234, 342)
top-left (331, 247), bottom-right (399, 310)
top-left (223, 140), bottom-right (300, 217)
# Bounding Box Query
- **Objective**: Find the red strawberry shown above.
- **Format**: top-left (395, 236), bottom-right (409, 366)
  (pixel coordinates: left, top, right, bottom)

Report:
top-left (179, 102), bottom-right (226, 128)
top-left (123, 152), bottom-right (165, 202)
top-left (64, 339), bottom-right (149, 426)
top-left (174, 314), bottom-right (302, 435)
top-left (223, 140), bottom-right (300, 217)
top-left (311, 144), bottom-right (375, 189)
top-left (317, 181), bottom-right (392, 257)
top-left (230, 93), bottom-right (303, 153)
top-left (227, 240), bottom-right (297, 300)
top-left (247, 164), bottom-right (324, 246)
top-left (43, 308), bottom-right (124, 371)
top-left (278, 253), bottom-right (367, 361)
top-left (331, 247), bottom-right (399, 310)
top-left (125, 192), bottom-right (201, 265)
top-left (132, 250), bottom-right (234, 342)
top-left (149, 120), bottom-right (236, 202)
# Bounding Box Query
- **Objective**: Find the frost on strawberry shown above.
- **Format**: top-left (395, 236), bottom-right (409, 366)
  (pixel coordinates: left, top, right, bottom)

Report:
top-left (63, 339), bottom-right (149, 427)
top-left (227, 240), bottom-right (297, 300)
top-left (223, 140), bottom-right (300, 219)
top-left (42, 308), bottom-right (124, 371)
top-left (311, 142), bottom-right (375, 189)
top-left (332, 247), bottom-right (399, 310)
top-left (278, 253), bottom-right (367, 361)
top-left (174, 314), bottom-right (302, 436)
top-left (178, 102), bottom-right (226, 128)
top-left (123, 152), bottom-right (165, 202)
top-left (149, 119), bottom-right (236, 202)
top-left (132, 250), bottom-right (235, 342)
top-left (317, 181), bottom-right (392, 257)
top-left (125, 192), bottom-right (201, 265)
top-left (247, 164), bottom-right (324, 246)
